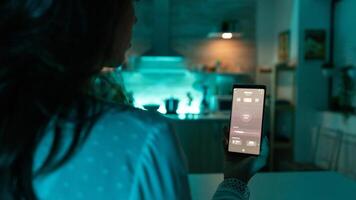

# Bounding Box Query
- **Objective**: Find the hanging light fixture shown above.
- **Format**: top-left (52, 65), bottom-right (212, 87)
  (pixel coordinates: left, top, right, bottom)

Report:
top-left (208, 20), bottom-right (242, 40)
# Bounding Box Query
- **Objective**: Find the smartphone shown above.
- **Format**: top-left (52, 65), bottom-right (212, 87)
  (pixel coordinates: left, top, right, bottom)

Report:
top-left (228, 85), bottom-right (266, 155)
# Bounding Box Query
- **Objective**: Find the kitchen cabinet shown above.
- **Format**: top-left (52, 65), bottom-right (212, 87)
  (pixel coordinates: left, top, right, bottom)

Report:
top-left (167, 115), bottom-right (229, 173)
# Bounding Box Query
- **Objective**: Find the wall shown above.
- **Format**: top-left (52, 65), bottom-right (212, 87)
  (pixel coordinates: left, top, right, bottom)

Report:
top-left (256, 0), bottom-right (300, 158)
top-left (294, 0), bottom-right (330, 162)
top-left (256, 0), bottom-right (275, 71)
top-left (256, 0), bottom-right (330, 162)
top-left (334, 0), bottom-right (356, 67)
top-left (256, 0), bottom-right (297, 68)
top-left (174, 39), bottom-right (255, 73)
top-left (256, 0), bottom-right (298, 95)
top-left (128, 0), bottom-right (257, 73)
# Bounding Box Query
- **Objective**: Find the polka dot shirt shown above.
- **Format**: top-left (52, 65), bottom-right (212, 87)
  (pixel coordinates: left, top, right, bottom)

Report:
top-left (33, 107), bottom-right (190, 200)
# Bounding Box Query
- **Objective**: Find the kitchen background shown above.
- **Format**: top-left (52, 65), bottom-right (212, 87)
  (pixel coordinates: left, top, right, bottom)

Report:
top-left (111, 0), bottom-right (356, 178)
top-left (122, 0), bottom-right (256, 115)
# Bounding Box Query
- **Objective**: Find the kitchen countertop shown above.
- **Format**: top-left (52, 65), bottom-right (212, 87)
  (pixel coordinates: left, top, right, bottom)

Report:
top-left (164, 112), bottom-right (230, 121)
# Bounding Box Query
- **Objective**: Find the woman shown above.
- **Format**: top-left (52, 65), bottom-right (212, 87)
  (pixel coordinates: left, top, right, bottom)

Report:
top-left (0, 0), bottom-right (268, 199)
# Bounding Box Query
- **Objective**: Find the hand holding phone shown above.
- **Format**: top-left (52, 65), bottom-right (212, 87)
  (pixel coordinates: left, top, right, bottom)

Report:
top-left (228, 85), bottom-right (266, 155)
top-left (223, 135), bottom-right (269, 182)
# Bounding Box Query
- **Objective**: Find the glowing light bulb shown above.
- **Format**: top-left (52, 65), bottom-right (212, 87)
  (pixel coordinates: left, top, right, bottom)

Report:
top-left (221, 32), bottom-right (233, 39)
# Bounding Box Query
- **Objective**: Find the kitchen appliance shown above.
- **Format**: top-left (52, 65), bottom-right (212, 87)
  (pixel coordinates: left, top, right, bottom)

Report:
top-left (165, 98), bottom-right (179, 114)
top-left (128, 0), bottom-right (184, 73)
top-left (215, 95), bottom-right (233, 113)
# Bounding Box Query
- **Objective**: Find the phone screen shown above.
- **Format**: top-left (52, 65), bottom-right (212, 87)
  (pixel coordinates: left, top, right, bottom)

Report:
top-left (228, 86), bottom-right (265, 155)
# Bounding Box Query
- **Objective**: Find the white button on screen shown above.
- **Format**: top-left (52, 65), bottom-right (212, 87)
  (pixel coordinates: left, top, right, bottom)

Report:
top-left (234, 130), bottom-right (245, 134)
top-left (232, 140), bottom-right (242, 145)
top-left (243, 98), bottom-right (252, 103)
top-left (240, 114), bottom-right (252, 122)
top-left (244, 91), bottom-right (253, 96)
top-left (246, 141), bottom-right (257, 147)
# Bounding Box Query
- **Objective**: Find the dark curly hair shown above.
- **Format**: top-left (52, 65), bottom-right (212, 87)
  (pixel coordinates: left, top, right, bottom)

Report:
top-left (0, 0), bottom-right (133, 199)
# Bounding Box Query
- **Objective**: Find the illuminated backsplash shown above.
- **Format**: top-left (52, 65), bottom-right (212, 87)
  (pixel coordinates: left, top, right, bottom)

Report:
top-left (120, 56), bottom-right (252, 115)
top-left (121, 71), bottom-right (203, 114)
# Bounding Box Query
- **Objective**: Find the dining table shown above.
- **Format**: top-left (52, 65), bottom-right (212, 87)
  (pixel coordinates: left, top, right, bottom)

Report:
top-left (188, 171), bottom-right (356, 200)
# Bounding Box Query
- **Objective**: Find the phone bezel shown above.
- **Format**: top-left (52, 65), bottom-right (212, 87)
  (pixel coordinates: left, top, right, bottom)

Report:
top-left (228, 84), bottom-right (266, 155)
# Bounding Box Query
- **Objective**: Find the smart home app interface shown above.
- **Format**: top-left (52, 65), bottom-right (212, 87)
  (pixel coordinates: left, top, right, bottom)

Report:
top-left (228, 88), bottom-right (265, 155)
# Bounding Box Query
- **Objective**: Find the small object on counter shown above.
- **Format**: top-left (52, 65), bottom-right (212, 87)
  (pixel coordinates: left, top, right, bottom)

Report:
top-left (186, 92), bottom-right (193, 106)
top-left (143, 104), bottom-right (160, 112)
top-left (165, 98), bottom-right (179, 115)
top-left (202, 65), bottom-right (216, 73)
top-left (200, 85), bottom-right (210, 115)
top-left (215, 60), bottom-right (222, 72)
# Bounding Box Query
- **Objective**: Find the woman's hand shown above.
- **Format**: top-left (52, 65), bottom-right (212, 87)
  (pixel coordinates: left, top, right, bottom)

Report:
top-left (223, 128), bottom-right (269, 183)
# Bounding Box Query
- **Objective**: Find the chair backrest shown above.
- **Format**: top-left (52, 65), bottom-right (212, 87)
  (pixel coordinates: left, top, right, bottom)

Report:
top-left (336, 132), bottom-right (356, 180)
top-left (313, 126), bottom-right (342, 170)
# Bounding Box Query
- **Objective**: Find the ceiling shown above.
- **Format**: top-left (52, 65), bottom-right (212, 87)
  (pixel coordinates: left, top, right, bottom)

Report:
top-left (133, 0), bottom-right (257, 39)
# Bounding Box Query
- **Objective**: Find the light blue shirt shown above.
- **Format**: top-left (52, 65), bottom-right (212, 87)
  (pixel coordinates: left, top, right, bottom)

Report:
top-left (33, 106), bottom-right (247, 199)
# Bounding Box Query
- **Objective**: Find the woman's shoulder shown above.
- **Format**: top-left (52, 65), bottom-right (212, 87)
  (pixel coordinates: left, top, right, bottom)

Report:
top-left (93, 103), bottom-right (170, 135)
top-left (104, 103), bottom-right (167, 123)
top-left (34, 104), bottom-right (172, 200)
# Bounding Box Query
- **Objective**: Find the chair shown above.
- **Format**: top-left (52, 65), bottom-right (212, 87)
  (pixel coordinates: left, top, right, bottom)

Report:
top-left (336, 132), bottom-right (356, 180)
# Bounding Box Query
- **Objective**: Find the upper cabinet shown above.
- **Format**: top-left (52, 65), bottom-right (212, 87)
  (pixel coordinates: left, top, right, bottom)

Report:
top-left (125, 0), bottom-right (258, 74)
